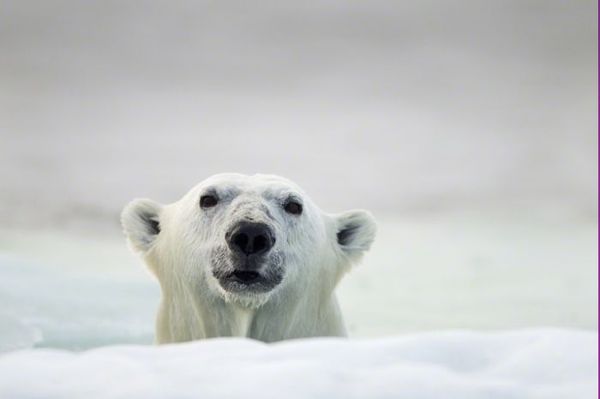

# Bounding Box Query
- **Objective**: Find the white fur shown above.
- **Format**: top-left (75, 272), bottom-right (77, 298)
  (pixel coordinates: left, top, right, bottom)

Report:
top-left (121, 173), bottom-right (376, 343)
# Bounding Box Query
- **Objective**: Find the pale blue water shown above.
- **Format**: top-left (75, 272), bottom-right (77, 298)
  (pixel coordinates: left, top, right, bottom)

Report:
top-left (0, 213), bottom-right (596, 351)
top-left (0, 253), bottom-right (157, 351)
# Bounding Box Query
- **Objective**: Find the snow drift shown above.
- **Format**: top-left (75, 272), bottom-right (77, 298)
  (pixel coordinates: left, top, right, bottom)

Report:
top-left (0, 329), bottom-right (596, 399)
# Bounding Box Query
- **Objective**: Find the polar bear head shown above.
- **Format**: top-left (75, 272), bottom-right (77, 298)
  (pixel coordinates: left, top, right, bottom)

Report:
top-left (122, 173), bottom-right (376, 309)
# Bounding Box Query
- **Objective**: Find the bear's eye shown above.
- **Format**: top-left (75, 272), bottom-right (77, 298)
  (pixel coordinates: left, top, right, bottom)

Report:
top-left (284, 200), bottom-right (302, 215)
top-left (200, 194), bottom-right (219, 209)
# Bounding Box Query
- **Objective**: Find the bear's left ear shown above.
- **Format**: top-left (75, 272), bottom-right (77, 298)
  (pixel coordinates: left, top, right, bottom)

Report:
top-left (334, 210), bottom-right (377, 259)
top-left (121, 198), bottom-right (163, 254)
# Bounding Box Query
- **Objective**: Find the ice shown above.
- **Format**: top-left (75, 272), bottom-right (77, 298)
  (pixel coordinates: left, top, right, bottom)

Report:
top-left (0, 212), bottom-right (596, 351)
top-left (0, 329), bottom-right (596, 399)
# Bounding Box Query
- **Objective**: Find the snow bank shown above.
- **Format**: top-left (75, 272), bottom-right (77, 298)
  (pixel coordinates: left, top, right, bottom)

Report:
top-left (0, 329), bottom-right (596, 399)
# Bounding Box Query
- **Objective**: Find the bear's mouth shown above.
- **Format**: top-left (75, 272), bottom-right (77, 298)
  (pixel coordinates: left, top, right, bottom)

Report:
top-left (215, 267), bottom-right (283, 294)
top-left (228, 270), bottom-right (261, 284)
top-left (210, 248), bottom-right (285, 294)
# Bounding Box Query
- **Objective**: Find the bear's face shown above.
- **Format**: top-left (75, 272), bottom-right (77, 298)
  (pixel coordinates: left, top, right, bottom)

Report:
top-left (122, 174), bottom-right (376, 308)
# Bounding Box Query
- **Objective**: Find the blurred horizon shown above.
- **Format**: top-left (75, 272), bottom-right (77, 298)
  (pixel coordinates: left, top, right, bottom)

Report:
top-left (0, 1), bottom-right (597, 231)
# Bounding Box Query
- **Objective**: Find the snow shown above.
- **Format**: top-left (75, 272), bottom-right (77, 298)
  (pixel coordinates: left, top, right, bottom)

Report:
top-left (1, 227), bottom-right (596, 397)
top-left (0, 329), bottom-right (596, 399)
top-left (1, 214), bottom-right (594, 399)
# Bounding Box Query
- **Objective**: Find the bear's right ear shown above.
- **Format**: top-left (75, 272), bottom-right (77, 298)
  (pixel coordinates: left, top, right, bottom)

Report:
top-left (121, 198), bottom-right (163, 253)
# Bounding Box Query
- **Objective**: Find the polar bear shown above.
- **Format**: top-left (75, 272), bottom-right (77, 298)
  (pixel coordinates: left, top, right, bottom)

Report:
top-left (121, 173), bottom-right (376, 343)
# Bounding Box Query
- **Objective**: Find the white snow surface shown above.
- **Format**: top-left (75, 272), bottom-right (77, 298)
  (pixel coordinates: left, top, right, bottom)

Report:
top-left (0, 329), bottom-right (596, 399)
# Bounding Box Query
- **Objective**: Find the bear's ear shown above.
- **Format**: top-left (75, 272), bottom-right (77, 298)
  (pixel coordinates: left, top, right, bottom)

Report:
top-left (121, 198), bottom-right (163, 253)
top-left (334, 210), bottom-right (377, 259)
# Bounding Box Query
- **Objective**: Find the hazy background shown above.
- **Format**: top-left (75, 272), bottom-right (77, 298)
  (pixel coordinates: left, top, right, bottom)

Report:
top-left (0, 1), bottom-right (597, 350)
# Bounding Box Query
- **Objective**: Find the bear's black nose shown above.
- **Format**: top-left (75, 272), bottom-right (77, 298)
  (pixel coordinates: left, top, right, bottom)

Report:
top-left (227, 222), bottom-right (275, 257)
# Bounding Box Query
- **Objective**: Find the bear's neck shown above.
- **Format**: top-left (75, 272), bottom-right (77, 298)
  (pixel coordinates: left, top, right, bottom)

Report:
top-left (154, 282), bottom-right (346, 343)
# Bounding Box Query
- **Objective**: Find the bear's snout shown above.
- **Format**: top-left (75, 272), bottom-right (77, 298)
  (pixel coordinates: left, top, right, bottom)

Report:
top-left (215, 221), bottom-right (283, 294)
top-left (226, 222), bottom-right (275, 260)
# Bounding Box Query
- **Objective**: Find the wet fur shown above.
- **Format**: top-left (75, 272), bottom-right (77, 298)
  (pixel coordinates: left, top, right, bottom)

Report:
top-left (122, 173), bottom-right (376, 343)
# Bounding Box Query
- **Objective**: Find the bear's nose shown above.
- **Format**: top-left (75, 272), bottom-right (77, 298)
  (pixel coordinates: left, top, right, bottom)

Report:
top-left (227, 222), bottom-right (275, 257)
